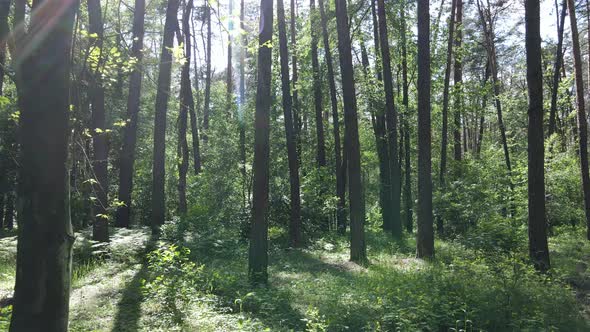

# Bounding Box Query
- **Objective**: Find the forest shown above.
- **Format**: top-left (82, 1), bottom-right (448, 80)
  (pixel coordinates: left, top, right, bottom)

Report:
top-left (0, 0), bottom-right (589, 330)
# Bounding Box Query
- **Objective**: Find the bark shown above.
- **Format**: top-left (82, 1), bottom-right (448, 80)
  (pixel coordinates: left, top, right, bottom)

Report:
top-left (453, 0), bottom-right (463, 162)
top-left (115, 0), bottom-right (146, 228)
top-left (239, 0), bottom-right (246, 205)
top-left (310, 0), bottom-right (326, 167)
top-left (525, 0), bottom-right (550, 271)
top-left (278, 0), bottom-right (302, 247)
top-left (549, 0), bottom-right (566, 137)
top-left (87, 0), bottom-right (109, 242)
top-left (291, 0), bottom-right (302, 153)
top-left (203, 0), bottom-right (212, 143)
top-left (438, 0), bottom-right (456, 234)
top-left (476, 61), bottom-right (490, 156)
top-left (227, 0), bottom-right (234, 111)
top-left (318, 0), bottom-right (345, 233)
top-left (377, 0), bottom-right (401, 238)
top-left (152, 0), bottom-right (180, 231)
top-left (176, 0), bottom-right (195, 214)
top-left (335, 0), bottom-right (366, 263)
top-left (400, 0), bottom-right (412, 233)
top-left (567, 0), bottom-right (590, 240)
top-left (370, 0), bottom-right (393, 233)
top-left (9, 0), bottom-right (76, 329)
top-left (417, 0), bottom-right (434, 259)
top-left (3, 191), bottom-right (13, 229)
top-left (248, 0), bottom-right (273, 284)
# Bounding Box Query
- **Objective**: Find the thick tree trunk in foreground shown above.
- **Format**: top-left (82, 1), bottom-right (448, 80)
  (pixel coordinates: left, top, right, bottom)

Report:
top-left (152, 0), bottom-right (179, 231)
top-left (248, 0), bottom-right (273, 283)
top-left (278, 0), bottom-right (302, 247)
top-left (88, 0), bottom-right (109, 242)
top-left (318, 0), bottom-right (345, 233)
top-left (9, 0), bottom-right (76, 329)
top-left (377, 0), bottom-right (401, 238)
top-left (116, 0), bottom-right (146, 228)
top-left (335, 0), bottom-right (366, 263)
top-left (567, 0), bottom-right (590, 240)
top-left (525, 0), bottom-right (550, 271)
top-left (417, 0), bottom-right (434, 259)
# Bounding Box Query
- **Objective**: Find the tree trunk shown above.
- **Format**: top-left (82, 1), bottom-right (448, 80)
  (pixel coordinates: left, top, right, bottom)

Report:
top-left (278, 0), bottom-right (302, 247)
top-left (291, 0), bottom-right (302, 156)
top-left (549, 0), bottom-right (566, 137)
top-left (88, 0), bottom-right (109, 242)
top-left (525, 0), bottom-right (550, 271)
top-left (318, 0), bottom-right (345, 233)
top-left (0, 0), bottom-right (10, 95)
top-left (567, 0), bottom-right (590, 240)
top-left (176, 0), bottom-right (195, 215)
top-left (152, 0), bottom-right (180, 231)
top-left (400, 0), bottom-right (412, 233)
top-left (310, 0), bottom-right (326, 167)
top-left (453, 0), bottom-right (463, 162)
top-left (476, 61), bottom-right (490, 157)
top-left (9, 0), bottom-right (76, 329)
top-left (377, 0), bottom-right (401, 238)
top-left (115, 0), bottom-right (146, 228)
top-left (417, 0), bottom-right (434, 259)
top-left (248, 0), bottom-right (273, 284)
top-left (438, 0), bottom-right (456, 234)
top-left (239, 0), bottom-right (246, 206)
top-left (3, 191), bottom-right (13, 230)
top-left (335, 0), bottom-right (366, 263)
top-left (203, 0), bottom-right (212, 144)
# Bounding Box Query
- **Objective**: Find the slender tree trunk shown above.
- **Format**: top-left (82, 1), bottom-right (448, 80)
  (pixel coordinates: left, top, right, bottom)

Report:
top-left (152, 0), bottom-right (180, 231)
top-left (227, 0), bottom-right (234, 111)
top-left (203, 0), bottom-right (212, 144)
top-left (310, 0), bottom-right (326, 167)
top-left (335, 0), bottom-right (366, 263)
top-left (453, 0), bottom-right (463, 162)
top-left (115, 0), bottom-right (146, 228)
top-left (88, 0), bottom-right (109, 242)
top-left (417, 0), bottom-right (434, 259)
top-left (291, 0), bottom-right (302, 155)
top-left (567, 0), bottom-right (590, 240)
top-left (278, 0), bottom-right (302, 247)
top-left (176, 0), bottom-right (195, 214)
top-left (239, 0), bottom-right (246, 206)
top-left (248, 0), bottom-right (273, 284)
top-left (0, 0), bottom-right (10, 95)
top-left (526, 0), bottom-right (550, 271)
top-left (9, 0), bottom-right (76, 329)
top-left (549, 0), bottom-right (566, 137)
top-left (400, 0), bottom-right (412, 233)
top-left (376, 0), bottom-right (401, 238)
top-left (438, 0), bottom-right (456, 234)
top-left (370, 0), bottom-right (393, 233)
top-left (476, 61), bottom-right (490, 156)
top-left (318, 0), bottom-right (345, 233)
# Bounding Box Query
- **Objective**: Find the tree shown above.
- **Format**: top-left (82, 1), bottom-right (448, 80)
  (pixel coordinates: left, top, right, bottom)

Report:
top-left (567, 0), bottom-right (590, 240)
top-left (248, 0), bottom-right (273, 283)
top-left (453, 0), bottom-right (463, 162)
top-left (417, 0), bottom-right (434, 259)
top-left (291, 0), bottom-right (302, 150)
top-left (318, 0), bottom-right (345, 233)
top-left (0, 0), bottom-right (10, 94)
top-left (203, 0), bottom-right (212, 144)
top-left (335, 0), bottom-right (366, 263)
top-left (377, 0), bottom-right (401, 238)
top-left (176, 0), bottom-right (196, 214)
top-left (549, 0), bottom-right (566, 137)
top-left (525, 0), bottom-right (550, 271)
top-left (400, 0), bottom-right (412, 233)
top-left (87, 0), bottom-right (109, 242)
top-left (9, 0), bottom-right (76, 328)
top-left (277, 0), bottom-right (302, 247)
top-left (152, 0), bottom-right (180, 232)
top-left (115, 0), bottom-right (146, 228)
top-left (310, 0), bottom-right (326, 167)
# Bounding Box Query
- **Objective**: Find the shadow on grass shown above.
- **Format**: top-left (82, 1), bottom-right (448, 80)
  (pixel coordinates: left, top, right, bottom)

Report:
top-left (111, 262), bottom-right (148, 332)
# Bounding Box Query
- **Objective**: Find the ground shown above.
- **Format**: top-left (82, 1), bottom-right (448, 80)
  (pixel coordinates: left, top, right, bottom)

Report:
top-left (0, 224), bottom-right (589, 331)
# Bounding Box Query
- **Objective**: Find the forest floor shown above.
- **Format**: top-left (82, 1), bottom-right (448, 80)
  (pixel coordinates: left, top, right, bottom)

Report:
top-left (0, 224), bottom-right (589, 331)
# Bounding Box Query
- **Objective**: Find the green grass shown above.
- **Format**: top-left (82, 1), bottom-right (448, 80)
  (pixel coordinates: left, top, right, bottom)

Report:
top-left (0, 225), bottom-right (588, 331)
